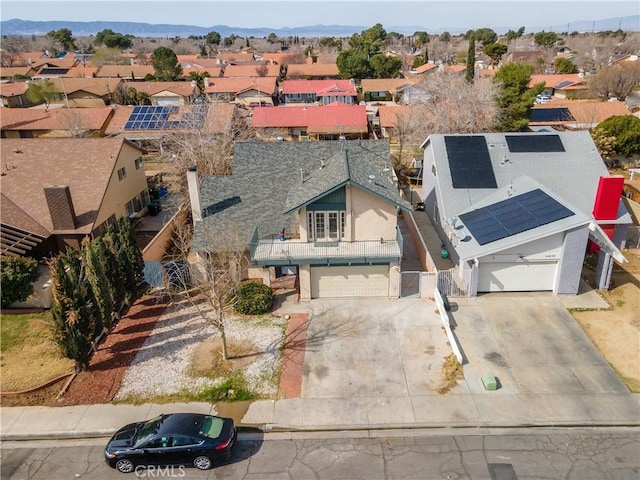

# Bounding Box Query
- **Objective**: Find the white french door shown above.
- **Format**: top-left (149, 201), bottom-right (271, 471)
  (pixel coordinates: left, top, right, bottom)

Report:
top-left (308, 211), bottom-right (344, 241)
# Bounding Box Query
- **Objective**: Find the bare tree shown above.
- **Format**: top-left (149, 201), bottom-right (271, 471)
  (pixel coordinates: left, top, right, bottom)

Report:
top-left (589, 62), bottom-right (640, 101)
top-left (414, 72), bottom-right (497, 133)
top-left (170, 219), bottom-right (247, 361)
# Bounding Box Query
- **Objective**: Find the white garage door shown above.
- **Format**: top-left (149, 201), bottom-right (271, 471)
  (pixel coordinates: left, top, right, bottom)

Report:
top-left (478, 262), bottom-right (558, 292)
top-left (311, 265), bottom-right (389, 298)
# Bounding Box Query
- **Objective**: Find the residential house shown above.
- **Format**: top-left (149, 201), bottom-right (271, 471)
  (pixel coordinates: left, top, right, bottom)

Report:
top-left (420, 131), bottom-right (629, 295)
top-left (360, 78), bottom-right (420, 103)
top-left (0, 50), bottom-right (49, 67)
top-left (188, 140), bottom-right (412, 299)
top-left (284, 63), bottom-right (340, 80)
top-left (30, 55), bottom-right (78, 79)
top-left (105, 102), bottom-right (239, 147)
top-left (0, 137), bottom-right (149, 257)
top-left (121, 81), bottom-right (201, 106)
top-left (0, 82), bottom-right (30, 107)
top-left (250, 103), bottom-right (368, 141)
top-left (0, 66), bottom-right (38, 81)
top-left (38, 77), bottom-right (123, 107)
top-left (375, 105), bottom-right (412, 142)
top-left (1, 106), bottom-right (114, 138)
top-left (215, 52), bottom-right (255, 65)
top-left (529, 74), bottom-right (590, 100)
top-left (203, 76), bottom-right (278, 106)
top-left (96, 65), bottom-right (155, 80)
top-left (222, 63), bottom-right (281, 78)
top-left (280, 80), bottom-right (357, 105)
top-left (410, 62), bottom-right (439, 75)
top-left (530, 100), bottom-right (632, 130)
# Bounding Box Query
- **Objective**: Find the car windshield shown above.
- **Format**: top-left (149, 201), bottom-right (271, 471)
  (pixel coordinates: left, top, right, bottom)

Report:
top-left (134, 415), bottom-right (165, 447)
top-left (199, 416), bottom-right (224, 439)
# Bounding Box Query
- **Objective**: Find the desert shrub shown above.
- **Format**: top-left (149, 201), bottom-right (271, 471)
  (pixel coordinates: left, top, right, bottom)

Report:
top-left (234, 282), bottom-right (273, 315)
top-left (0, 256), bottom-right (39, 307)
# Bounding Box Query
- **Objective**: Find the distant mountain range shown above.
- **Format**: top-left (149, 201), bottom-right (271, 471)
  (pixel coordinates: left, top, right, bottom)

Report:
top-left (1, 16), bottom-right (638, 38)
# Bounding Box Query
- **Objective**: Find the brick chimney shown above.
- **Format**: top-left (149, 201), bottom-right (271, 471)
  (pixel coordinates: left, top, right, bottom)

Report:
top-left (44, 185), bottom-right (77, 230)
top-left (186, 166), bottom-right (202, 225)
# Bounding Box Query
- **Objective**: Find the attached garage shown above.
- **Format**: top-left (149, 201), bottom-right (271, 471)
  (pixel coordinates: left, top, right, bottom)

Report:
top-left (310, 265), bottom-right (389, 298)
top-left (478, 261), bottom-right (558, 292)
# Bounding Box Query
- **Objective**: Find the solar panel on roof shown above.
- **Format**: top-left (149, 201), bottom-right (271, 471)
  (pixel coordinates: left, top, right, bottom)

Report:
top-left (39, 68), bottom-right (69, 75)
top-left (554, 80), bottom-right (573, 88)
top-left (530, 108), bottom-right (574, 123)
top-left (506, 135), bottom-right (566, 153)
top-left (445, 136), bottom-right (497, 189)
top-left (459, 189), bottom-right (574, 245)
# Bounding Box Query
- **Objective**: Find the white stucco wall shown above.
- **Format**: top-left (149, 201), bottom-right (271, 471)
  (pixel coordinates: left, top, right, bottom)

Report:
top-left (350, 186), bottom-right (397, 241)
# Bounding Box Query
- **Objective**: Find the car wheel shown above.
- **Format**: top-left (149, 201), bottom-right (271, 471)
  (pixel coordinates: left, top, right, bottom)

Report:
top-left (115, 458), bottom-right (135, 473)
top-left (194, 455), bottom-right (212, 470)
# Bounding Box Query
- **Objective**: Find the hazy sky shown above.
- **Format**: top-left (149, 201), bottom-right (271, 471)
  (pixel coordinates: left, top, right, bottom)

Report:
top-left (1, 0), bottom-right (638, 31)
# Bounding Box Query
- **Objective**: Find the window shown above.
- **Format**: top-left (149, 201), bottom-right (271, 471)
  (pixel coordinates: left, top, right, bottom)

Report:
top-left (170, 436), bottom-right (198, 447)
top-left (117, 167), bottom-right (127, 180)
top-left (125, 199), bottom-right (135, 215)
top-left (307, 210), bottom-right (345, 241)
top-left (134, 157), bottom-right (143, 170)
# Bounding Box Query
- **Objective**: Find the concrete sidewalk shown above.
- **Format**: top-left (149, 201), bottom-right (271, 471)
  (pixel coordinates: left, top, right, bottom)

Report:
top-left (2, 392), bottom-right (639, 441)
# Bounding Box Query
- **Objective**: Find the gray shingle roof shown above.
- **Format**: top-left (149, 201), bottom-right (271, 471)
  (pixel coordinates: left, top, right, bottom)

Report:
top-left (192, 140), bottom-right (411, 252)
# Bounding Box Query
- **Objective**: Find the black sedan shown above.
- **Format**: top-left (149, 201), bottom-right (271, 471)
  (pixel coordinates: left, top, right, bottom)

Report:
top-left (105, 413), bottom-right (236, 473)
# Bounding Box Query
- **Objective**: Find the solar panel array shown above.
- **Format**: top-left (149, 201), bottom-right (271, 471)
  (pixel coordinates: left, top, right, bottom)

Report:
top-left (554, 80), bottom-right (573, 88)
top-left (40, 68), bottom-right (69, 75)
top-left (124, 105), bottom-right (208, 130)
top-left (445, 136), bottom-right (497, 189)
top-left (459, 188), bottom-right (574, 245)
top-left (506, 135), bottom-right (566, 153)
top-left (530, 108), bottom-right (575, 123)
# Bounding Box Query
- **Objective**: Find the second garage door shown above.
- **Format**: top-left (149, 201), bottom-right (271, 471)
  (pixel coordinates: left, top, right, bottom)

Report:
top-left (478, 261), bottom-right (558, 292)
top-left (310, 265), bottom-right (389, 298)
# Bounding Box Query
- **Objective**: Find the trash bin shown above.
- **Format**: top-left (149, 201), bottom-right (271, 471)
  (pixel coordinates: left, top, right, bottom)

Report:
top-left (148, 202), bottom-right (160, 216)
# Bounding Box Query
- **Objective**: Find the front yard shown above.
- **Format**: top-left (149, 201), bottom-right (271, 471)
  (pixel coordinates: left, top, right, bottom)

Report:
top-left (0, 312), bottom-right (74, 394)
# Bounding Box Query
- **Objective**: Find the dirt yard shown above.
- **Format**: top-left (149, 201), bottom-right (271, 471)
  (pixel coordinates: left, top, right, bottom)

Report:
top-left (571, 249), bottom-right (640, 392)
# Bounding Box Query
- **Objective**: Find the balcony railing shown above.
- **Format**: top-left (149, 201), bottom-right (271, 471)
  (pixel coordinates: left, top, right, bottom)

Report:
top-left (248, 227), bottom-right (403, 265)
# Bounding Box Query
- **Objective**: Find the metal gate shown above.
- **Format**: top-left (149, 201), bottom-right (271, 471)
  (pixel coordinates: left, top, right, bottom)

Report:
top-left (400, 271), bottom-right (421, 297)
top-left (437, 268), bottom-right (469, 297)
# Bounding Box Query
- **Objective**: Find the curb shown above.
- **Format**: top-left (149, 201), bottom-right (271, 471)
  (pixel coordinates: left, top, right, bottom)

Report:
top-left (3, 421), bottom-right (640, 442)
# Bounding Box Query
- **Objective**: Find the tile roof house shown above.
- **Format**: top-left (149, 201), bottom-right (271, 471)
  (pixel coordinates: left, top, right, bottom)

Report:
top-left (0, 66), bottom-right (39, 80)
top-left (250, 103), bottom-right (368, 140)
top-left (1, 106), bottom-right (114, 138)
top-left (188, 140), bottom-right (412, 299)
top-left (222, 64), bottom-right (281, 78)
top-left (0, 82), bottom-right (30, 107)
top-left (284, 63), bottom-right (340, 80)
top-left (280, 79), bottom-right (358, 105)
top-left (121, 81), bottom-right (201, 106)
top-left (1, 138), bottom-right (149, 257)
top-left (530, 100), bottom-right (632, 129)
top-left (36, 77), bottom-right (123, 107)
top-left (203, 76), bottom-right (278, 106)
top-left (360, 78), bottom-right (420, 103)
top-left (529, 74), bottom-right (590, 100)
top-left (420, 131), bottom-right (629, 295)
top-left (95, 65), bottom-right (155, 80)
top-left (104, 102), bottom-right (238, 142)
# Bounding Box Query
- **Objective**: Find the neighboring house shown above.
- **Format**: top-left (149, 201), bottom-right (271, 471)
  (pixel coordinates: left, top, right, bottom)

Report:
top-left (181, 66), bottom-right (223, 79)
top-left (122, 81), bottom-right (201, 106)
top-left (250, 103), bottom-right (368, 141)
top-left (280, 79), bottom-right (357, 105)
top-left (420, 131), bottom-right (629, 295)
top-left (375, 105), bottom-right (412, 142)
top-left (96, 65), bottom-right (155, 80)
top-left (623, 178), bottom-right (640, 203)
top-left (0, 137), bottom-right (149, 257)
top-left (0, 66), bottom-right (38, 80)
top-left (1, 50), bottom-right (49, 67)
top-left (222, 64), bottom-right (281, 78)
top-left (360, 78), bottom-right (419, 103)
top-left (203, 76), bottom-right (278, 105)
top-left (284, 63), bottom-right (340, 80)
top-left (30, 56), bottom-right (78, 78)
top-left (0, 82), bottom-right (30, 107)
top-left (506, 50), bottom-right (544, 66)
top-left (529, 74), bottom-right (590, 100)
top-left (188, 140), bottom-right (412, 299)
top-left (215, 52), bottom-right (255, 64)
top-left (1, 106), bottom-right (114, 138)
top-left (410, 62), bottom-right (439, 75)
top-left (530, 100), bottom-right (632, 129)
top-left (41, 77), bottom-right (123, 107)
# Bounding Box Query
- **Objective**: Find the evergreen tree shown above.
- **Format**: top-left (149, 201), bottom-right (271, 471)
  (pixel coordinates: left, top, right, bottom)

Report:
top-left (82, 237), bottom-right (113, 333)
top-left (466, 32), bottom-right (476, 83)
top-left (49, 250), bottom-right (96, 372)
top-left (493, 62), bottom-right (544, 131)
top-left (151, 46), bottom-right (183, 81)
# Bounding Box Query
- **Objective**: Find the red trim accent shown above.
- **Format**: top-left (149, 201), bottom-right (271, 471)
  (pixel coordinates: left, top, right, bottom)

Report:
top-left (592, 176), bottom-right (624, 220)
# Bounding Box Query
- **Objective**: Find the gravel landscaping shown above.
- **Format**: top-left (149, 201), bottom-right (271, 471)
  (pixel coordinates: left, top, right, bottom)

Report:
top-left (115, 299), bottom-right (287, 400)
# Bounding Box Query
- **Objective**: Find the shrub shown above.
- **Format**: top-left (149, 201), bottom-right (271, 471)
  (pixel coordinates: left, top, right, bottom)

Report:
top-left (234, 282), bottom-right (274, 315)
top-left (592, 115), bottom-right (640, 157)
top-left (0, 256), bottom-right (39, 307)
